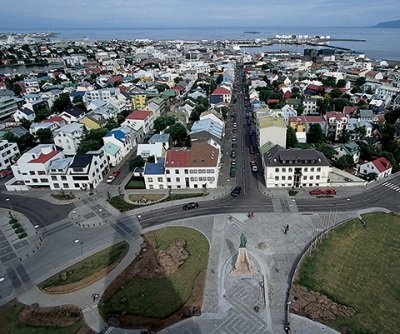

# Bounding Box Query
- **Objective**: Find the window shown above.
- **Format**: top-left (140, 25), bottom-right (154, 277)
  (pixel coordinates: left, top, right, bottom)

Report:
top-left (38, 171), bottom-right (46, 175)
top-left (166, 170), bottom-right (170, 174)
top-left (282, 176), bottom-right (286, 180)
top-left (304, 168), bottom-right (308, 172)
top-left (53, 183), bottom-right (59, 188)
top-left (289, 168), bottom-right (293, 172)
top-left (275, 168), bottom-right (279, 172)
top-left (160, 185), bottom-right (164, 189)
top-left (167, 177), bottom-right (171, 182)
top-left (51, 176), bottom-right (57, 181)
top-left (62, 183), bottom-right (69, 188)
top-left (175, 169), bottom-right (179, 174)
top-left (176, 177), bottom-right (180, 182)
top-left (29, 171), bottom-right (35, 175)
top-left (184, 169), bottom-right (189, 174)
top-left (149, 185), bottom-right (154, 189)
top-left (317, 167), bottom-right (321, 172)
top-left (309, 183), bottom-right (313, 187)
top-left (316, 175), bottom-right (320, 180)
top-left (147, 177), bottom-right (153, 182)
top-left (275, 176), bottom-right (279, 181)
top-left (288, 176), bottom-right (292, 180)
top-left (282, 168), bottom-right (286, 173)
top-left (74, 183), bottom-right (80, 188)
top-left (311, 167), bottom-right (314, 172)
top-left (310, 176), bottom-right (314, 180)
top-left (61, 176), bottom-right (67, 180)
top-left (303, 176), bottom-right (307, 180)
top-left (157, 177), bottom-right (163, 182)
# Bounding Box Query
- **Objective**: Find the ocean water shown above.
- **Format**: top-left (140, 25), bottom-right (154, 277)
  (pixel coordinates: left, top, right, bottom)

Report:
top-left (3, 26), bottom-right (400, 60)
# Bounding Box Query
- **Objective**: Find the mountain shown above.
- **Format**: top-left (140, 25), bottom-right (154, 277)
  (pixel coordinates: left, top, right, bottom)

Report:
top-left (375, 19), bottom-right (400, 28)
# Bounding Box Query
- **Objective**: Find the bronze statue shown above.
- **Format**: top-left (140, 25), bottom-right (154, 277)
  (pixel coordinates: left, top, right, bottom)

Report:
top-left (239, 233), bottom-right (247, 248)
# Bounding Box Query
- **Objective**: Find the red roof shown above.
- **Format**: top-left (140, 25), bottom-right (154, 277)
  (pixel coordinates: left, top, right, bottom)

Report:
top-left (306, 84), bottom-right (323, 91)
top-left (127, 110), bottom-right (151, 120)
top-left (326, 111), bottom-right (346, 120)
top-left (290, 116), bottom-right (306, 123)
top-left (212, 87), bottom-right (231, 95)
top-left (29, 150), bottom-right (60, 163)
top-left (304, 115), bottom-right (325, 123)
top-left (343, 106), bottom-right (358, 115)
top-left (372, 157), bottom-right (392, 173)
top-left (165, 149), bottom-right (190, 168)
top-left (42, 116), bottom-right (64, 123)
top-left (172, 85), bottom-right (184, 92)
top-left (267, 99), bottom-right (280, 104)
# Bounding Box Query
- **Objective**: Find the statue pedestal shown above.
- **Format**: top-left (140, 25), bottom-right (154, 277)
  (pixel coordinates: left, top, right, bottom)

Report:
top-left (232, 247), bottom-right (253, 275)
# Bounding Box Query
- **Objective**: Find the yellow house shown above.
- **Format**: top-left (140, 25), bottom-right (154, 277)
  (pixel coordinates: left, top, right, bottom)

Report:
top-left (131, 93), bottom-right (147, 109)
top-left (80, 113), bottom-right (107, 130)
top-left (289, 116), bottom-right (306, 132)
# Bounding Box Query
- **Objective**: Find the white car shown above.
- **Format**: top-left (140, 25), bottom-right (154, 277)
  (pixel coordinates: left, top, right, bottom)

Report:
top-left (106, 175), bottom-right (115, 183)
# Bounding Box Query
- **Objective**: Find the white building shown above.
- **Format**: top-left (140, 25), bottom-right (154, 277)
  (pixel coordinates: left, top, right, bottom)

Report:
top-left (263, 145), bottom-right (330, 188)
top-left (54, 123), bottom-right (86, 156)
top-left (123, 110), bottom-right (154, 137)
top-left (325, 112), bottom-right (349, 141)
top-left (358, 157), bottom-right (392, 180)
top-left (102, 126), bottom-right (137, 167)
top-left (256, 115), bottom-right (287, 149)
top-left (0, 140), bottom-right (20, 171)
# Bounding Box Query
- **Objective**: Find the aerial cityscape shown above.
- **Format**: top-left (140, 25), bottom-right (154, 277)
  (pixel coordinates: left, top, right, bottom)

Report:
top-left (0, 1), bottom-right (400, 334)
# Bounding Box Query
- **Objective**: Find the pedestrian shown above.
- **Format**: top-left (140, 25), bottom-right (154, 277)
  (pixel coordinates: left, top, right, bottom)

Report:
top-left (92, 294), bottom-right (96, 302)
top-left (284, 224), bottom-right (289, 234)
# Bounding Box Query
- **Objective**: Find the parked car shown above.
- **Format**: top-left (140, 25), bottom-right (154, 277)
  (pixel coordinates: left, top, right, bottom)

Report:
top-left (309, 188), bottom-right (336, 195)
top-left (0, 169), bottom-right (12, 178)
top-left (249, 145), bottom-right (255, 154)
top-left (112, 169), bottom-right (120, 177)
top-left (232, 136), bottom-right (237, 142)
top-left (106, 175), bottom-right (116, 183)
top-left (182, 202), bottom-right (199, 210)
top-left (250, 160), bottom-right (258, 172)
top-left (231, 186), bottom-right (242, 197)
top-left (230, 150), bottom-right (237, 158)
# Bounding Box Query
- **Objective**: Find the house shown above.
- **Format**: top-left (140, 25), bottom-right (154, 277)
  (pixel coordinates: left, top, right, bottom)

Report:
top-left (347, 119), bottom-right (372, 139)
top-left (303, 97), bottom-right (318, 114)
top-left (29, 121), bottom-right (59, 136)
top-left (143, 159), bottom-right (167, 189)
top-left (80, 112), bottom-right (107, 130)
top-left (200, 110), bottom-right (225, 127)
top-left (358, 157), bottom-right (392, 180)
top-left (149, 133), bottom-right (172, 150)
top-left (190, 118), bottom-right (224, 140)
top-left (60, 106), bottom-right (87, 124)
top-left (0, 139), bottom-right (20, 171)
top-left (137, 142), bottom-right (165, 160)
top-left (0, 96), bottom-right (19, 119)
top-left (289, 115), bottom-right (327, 135)
top-left (102, 126), bottom-right (137, 167)
top-left (334, 142), bottom-right (361, 164)
top-left (256, 115), bottom-right (287, 149)
top-left (13, 107), bottom-right (35, 122)
top-left (163, 142), bottom-right (219, 189)
top-left (263, 145), bottom-right (330, 188)
top-left (210, 87), bottom-right (232, 104)
top-left (54, 123), bottom-right (86, 156)
top-left (359, 109), bottom-right (374, 122)
top-left (123, 110), bottom-right (154, 137)
top-left (9, 144), bottom-right (64, 189)
top-left (144, 97), bottom-right (167, 118)
top-left (325, 112), bottom-right (349, 141)
top-left (270, 105), bottom-right (297, 124)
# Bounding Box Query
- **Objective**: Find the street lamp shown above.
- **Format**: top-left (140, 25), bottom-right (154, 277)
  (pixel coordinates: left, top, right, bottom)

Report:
top-left (5, 198), bottom-right (12, 210)
top-left (74, 239), bottom-right (83, 256)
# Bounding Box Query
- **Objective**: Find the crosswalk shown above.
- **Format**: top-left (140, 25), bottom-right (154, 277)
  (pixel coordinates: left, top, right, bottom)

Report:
top-left (383, 182), bottom-right (400, 192)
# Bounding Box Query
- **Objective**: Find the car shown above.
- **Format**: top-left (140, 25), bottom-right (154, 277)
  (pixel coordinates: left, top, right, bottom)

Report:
top-left (230, 150), bottom-right (237, 158)
top-left (232, 136), bottom-right (237, 142)
top-left (0, 169), bottom-right (13, 178)
top-left (106, 175), bottom-right (116, 183)
top-left (231, 143), bottom-right (238, 149)
top-left (182, 202), bottom-right (199, 210)
top-left (249, 145), bottom-right (255, 154)
top-left (230, 169), bottom-right (236, 178)
top-left (112, 169), bottom-right (120, 177)
top-left (232, 128), bottom-right (237, 133)
top-left (231, 186), bottom-right (242, 197)
top-left (250, 161), bottom-right (258, 172)
top-left (231, 160), bottom-right (237, 166)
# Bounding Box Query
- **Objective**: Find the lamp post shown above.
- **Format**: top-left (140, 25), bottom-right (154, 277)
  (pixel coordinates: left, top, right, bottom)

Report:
top-left (74, 239), bottom-right (83, 256)
top-left (5, 198), bottom-right (12, 210)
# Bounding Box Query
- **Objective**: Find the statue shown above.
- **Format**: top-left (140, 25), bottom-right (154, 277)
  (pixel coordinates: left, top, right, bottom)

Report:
top-left (239, 233), bottom-right (247, 248)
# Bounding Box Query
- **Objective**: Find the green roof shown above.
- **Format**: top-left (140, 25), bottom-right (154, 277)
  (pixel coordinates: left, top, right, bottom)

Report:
top-left (103, 142), bottom-right (121, 156)
top-left (260, 141), bottom-right (276, 155)
top-left (0, 130), bottom-right (7, 138)
top-left (162, 90), bottom-right (179, 97)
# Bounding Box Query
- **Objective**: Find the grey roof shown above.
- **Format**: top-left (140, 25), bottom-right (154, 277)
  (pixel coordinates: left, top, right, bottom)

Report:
top-left (49, 157), bottom-right (73, 170)
top-left (149, 133), bottom-right (170, 143)
top-left (264, 145), bottom-right (330, 167)
top-left (359, 109), bottom-right (373, 118)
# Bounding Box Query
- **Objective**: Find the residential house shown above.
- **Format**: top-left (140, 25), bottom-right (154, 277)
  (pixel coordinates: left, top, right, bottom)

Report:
top-left (303, 97), bottom-right (318, 114)
top-left (137, 142), bottom-right (165, 160)
top-left (102, 126), bottom-right (137, 166)
top-left (144, 97), bottom-right (167, 118)
top-left (54, 123), bottom-right (85, 156)
top-left (358, 157), bottom-right (392, 180)
top-left (210, 87), bottom-right (232, 104)
top-left (149, 133), bottom-right (172, 150)
top-left (80, 112), bottom-right (107, 130)
top-left (190, 118), bottom-right (224, 140)
top-left (13, 107), bottom-right (35, 122)
top-left (0, 139), bottom-right (20, 171)
top-left (143, 160), bottom-right (167, 189)
top-left (263, 145), bottom-right (330, 188)
top-left (60, 106), bottom-right (87, 124)
top-left (325, 112), bottom-right (349, 141)
top-left (123, 110), bottom-right (154, 137)
top-left (334, 142), bottom-right (361, 163)
top-left (0, 96), bottom-right (19, 119)
top-left (256, 115), bottom-right (287, 149)
top-left (359, 109), bottom-right (374, 122)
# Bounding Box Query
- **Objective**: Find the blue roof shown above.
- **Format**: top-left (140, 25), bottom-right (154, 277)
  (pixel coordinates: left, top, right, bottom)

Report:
top-left (70, 91), bottom-right (85, 97)
top-left (149, 133), bottom-right (170, 143)
top-left (144, 162), bottom-right (165, 175)
top-left (105, 129), bottom-right (126, 142)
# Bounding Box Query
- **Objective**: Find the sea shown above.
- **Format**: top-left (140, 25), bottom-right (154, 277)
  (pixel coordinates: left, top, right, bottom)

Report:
top-left (1, 26), bottom-right (400, 74)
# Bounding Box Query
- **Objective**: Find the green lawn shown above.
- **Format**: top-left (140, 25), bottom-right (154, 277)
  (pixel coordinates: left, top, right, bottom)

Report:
top-left (295, 212), bottom-right (400, 334)
top-left (108, 195), bottom-right (140, 212)
top-left (39, 241), bottom-right (129, 289)
top-left (128, 194), bottom-right (165, 202)
top-left (100, 226), bottom-right (209, 319)
top-left (0, 300), bottom-right (84, 334)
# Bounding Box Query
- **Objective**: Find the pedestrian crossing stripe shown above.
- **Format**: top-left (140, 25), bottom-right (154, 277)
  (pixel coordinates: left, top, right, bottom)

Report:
top-left (383, 182), bottom-right (400, 192)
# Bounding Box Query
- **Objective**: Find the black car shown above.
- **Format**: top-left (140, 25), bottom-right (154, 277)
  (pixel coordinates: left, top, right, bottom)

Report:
top-left (231, 186), bottom-right (242, 197)
top-left (230, 169), bottom-right (236, 178)
top-left (182, 202), bottom-right (199, 210)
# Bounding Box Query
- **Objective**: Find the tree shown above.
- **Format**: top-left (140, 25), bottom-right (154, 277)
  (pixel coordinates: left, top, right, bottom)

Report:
top-left (105, 118), bottom-right (119, 131)
top-left (12, 83), bottom-right (22, 96)
top-left (155, 83), bottom-right (169, 93)
top-left (384, 108), bottom-right (400, 125)
top-left (330, 88), bottom-right (343, 99)
top-left (73, 95), bottom-right (83, 104)
top-left (166, 123), bottom-right (187, 146)
top-left (317, 97), bottom-right (331, 114)
top-left (19, 118), bottom-right (32, 130)
top-left (174, 76), bottom-right (183, 85)
top-left (129, 155), bottom-right (144, 171)
top-left (336, 79), bottom-right (347, 88)
top-left (322, 76), bottom-right (336, 87)
top-left (338, 128), bottom-right (351, 143)
top-left (34, 108), bottom-right (52, 122)
top-left (334, 155), bottom-right (355, 170)
top-left (355, 77), bottom-right (366, 87)
top-left (216, 74), bottom-right (223, 85)
top-left (307, 124), bottom-right (325, 144)
top-left (153, 116), bottom-right (176, 133)
top-left (76, 139), bottom-right (102, 155)
top-left (315, 143), bottom-right (336, 160)
top-left (147, 155), bottom-right (155, 163)
top-left (364, 172), bottom-right (378, 182)
top-left (36, 128), bottom-right (53, 144)
top-left (286, 127), bottom-right (298, 148)
top-left (51, 93), bottom-right (71, 114)
top-left (333, 98), bottom-right (349, 112)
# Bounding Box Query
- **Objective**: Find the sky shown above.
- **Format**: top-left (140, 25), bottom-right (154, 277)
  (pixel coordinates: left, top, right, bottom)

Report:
top-left (1, 0), bottom-right (399, 30)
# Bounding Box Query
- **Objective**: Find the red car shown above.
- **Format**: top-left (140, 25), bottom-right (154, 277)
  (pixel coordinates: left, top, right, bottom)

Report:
top-left (112, 170), bottom-right (120, 177)
top-left (0, 169), bottom-right (12, 178)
